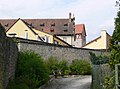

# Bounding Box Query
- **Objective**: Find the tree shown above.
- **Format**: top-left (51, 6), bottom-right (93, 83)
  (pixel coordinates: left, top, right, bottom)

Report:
top-left (109, 11), bottom-right (120, 68)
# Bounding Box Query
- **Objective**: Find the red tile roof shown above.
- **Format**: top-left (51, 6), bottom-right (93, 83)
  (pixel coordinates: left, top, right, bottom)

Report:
top-left (0, 19), bottom-right (16, 31)
top-left (0, 18), bottom-right (75, 36)
top-left (75, 24), bottom-right (86, 36)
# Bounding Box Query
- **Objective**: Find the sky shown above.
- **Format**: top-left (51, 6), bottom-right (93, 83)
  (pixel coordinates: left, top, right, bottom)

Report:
top-left (0, 0), bottom-right (118, 42)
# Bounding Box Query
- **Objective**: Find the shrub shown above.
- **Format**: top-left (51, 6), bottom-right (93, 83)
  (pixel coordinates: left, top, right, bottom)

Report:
top-left (70, 59), bottom-right (91, 75)
top-left (7, 51), bottom-right (49, 89)
top-left (45, 57), bottom-right (69, 75)
top-left (57, 60), bottom-right (69, 75)
top-left (103, 75), bottom-right (115, 89)
top-left (45, 56), bottom-right (59, 74)
top-left (89, 52), bottom-right (109, 65)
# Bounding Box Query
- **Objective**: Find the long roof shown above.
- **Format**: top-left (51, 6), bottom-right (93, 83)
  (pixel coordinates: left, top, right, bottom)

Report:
top-left (0, 18), bottom-right (75, 35)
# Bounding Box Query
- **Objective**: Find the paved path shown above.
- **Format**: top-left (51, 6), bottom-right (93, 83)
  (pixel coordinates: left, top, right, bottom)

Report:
top-left (45, 76), bottom-right (91, 89)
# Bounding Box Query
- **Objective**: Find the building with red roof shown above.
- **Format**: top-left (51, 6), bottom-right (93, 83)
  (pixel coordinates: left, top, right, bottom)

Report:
top-left (74, 24), bottom-right (86, 47)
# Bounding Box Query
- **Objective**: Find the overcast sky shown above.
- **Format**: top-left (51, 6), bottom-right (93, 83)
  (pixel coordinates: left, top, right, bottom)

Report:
top-left (0, 0), bottom-right (118, 42)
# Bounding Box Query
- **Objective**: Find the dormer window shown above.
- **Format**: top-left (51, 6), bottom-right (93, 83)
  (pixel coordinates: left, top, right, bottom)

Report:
top-left (4, 23), bottom-right (9, 27)
top-left (28, 23), bottom-right (33, 28)
top-left (40, 23), bottom-right (45, 26)
top-left (64, 29), bottom-right (68, 32)
top-left (51, 23), bottom-right (55, 26)
top-left (64, 23), bottom-right (68, 26)
top-left (50, 29), bottom-right (54, 32)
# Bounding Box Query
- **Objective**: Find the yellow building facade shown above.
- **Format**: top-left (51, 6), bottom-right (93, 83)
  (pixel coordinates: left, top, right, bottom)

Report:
top-left (6, 19), bottom-right (54, 43)
top-left (83, 30), bottom-right (111, 49)
top-left (6, 19), bottom-right (70, 46)
top-left (6, 19), bottom-right (36, 40)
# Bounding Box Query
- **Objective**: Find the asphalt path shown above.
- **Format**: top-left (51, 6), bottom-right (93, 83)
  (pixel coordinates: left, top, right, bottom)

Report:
top-left (44, 75), bottom-right (91, 89)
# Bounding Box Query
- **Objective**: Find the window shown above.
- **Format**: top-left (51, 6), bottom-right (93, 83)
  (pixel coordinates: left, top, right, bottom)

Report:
top-left (75, 34), bottom-right (82, 39)
top-left (36, 34), bottom-right (40, 41)
top-left (64, 29), bottom-right (68, 32)
top-left (54, 41), bottom-right (59, 44)
top-left (25, 30), bottom-right (28, 39)
top-left (64, 23), bottom-right (68, 26)
top-left (28, 23), bottom-right (33, 28)
top-left (63, 37), bottom-right (67, 42)
top-left (40, 23), bottom-right (45, 26)
top-left (51, 23), bottom-right (55, 26)
top-left (41, 36), bottom-right (49, 43)
top-left (50, 29), bottom-right (54, 32)
top-left (4, 23), bottom-right (9, 27)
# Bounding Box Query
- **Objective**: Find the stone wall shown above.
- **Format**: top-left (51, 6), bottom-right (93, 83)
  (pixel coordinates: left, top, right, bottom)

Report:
top-left (91, 64), bottom-right (111, 89)
top-left (17, 38), bottom-right (107, 63)
top-left (0, 24), bottom-right (18, 89)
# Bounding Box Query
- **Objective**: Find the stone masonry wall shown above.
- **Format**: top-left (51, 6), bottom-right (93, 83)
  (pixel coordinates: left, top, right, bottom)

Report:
top-left (17, 38), bottom-right (107, 63)
top-left (91, 64), bottom-right (111, 89)
top-left (0, 24), bottom-right (18, 89)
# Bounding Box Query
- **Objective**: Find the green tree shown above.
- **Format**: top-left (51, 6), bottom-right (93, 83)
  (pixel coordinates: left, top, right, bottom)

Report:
top-left (109, 11), bottom-right (120, 68)
top-left (7, 51), bottom-right (49, 89)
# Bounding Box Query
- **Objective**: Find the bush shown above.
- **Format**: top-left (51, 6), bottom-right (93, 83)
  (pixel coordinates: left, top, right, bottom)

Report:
top-left (45, 57), bottom-right (69, 75)
top-left (103, 75), bottom-right (115, 89)
top-left (89, 52), bottom-right (109, 65)
top-left (45, 57), bottom-right (91, 75)
top-left (57, 60), bottom-right (69, 75)
top-left (45, 56), bottom-right (59, 74)
top-left (70, 59), bottom-right (91, 75)
top-left (7, 51), bottom-right (49, 89)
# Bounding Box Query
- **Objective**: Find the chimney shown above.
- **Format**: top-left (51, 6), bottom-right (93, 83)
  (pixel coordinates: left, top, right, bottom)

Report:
top-left (73, 14), bottom-right (75, 21)
top-left (69, 12), bottom-right (72, 22)
top-left (101, 30), bottom-right (107, 49)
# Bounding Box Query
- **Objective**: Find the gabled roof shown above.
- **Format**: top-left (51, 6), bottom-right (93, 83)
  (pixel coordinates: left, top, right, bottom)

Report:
top-left (5, 18), bottom-right (43, 41)
top-left (0, 18), bottom-right (75, 36)
top-left (75, 24), bottom-right (86, 36)
top-left (82, 31), bottom-right (111, 47)
top-left (82, 36), bottom-right (101, 47)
